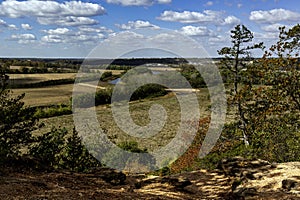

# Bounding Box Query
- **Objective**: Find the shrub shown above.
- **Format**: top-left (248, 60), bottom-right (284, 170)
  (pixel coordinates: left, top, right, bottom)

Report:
top-left (30, 127), bottom-right (101, 171)
top-left (60, 128), bottom-right (102, 172)
top-left (130, 84), bottom-right (167, 101)
top-left (100, 71), bottom-right (113, 81)
top-left (29, 127), bottom-right (68, 168)
top-left (34, 104), bottom-right (72, 119)
top-left (0, 77), bottom-right (37, 161)
top-left (102, 140), bottom-right (155, 172)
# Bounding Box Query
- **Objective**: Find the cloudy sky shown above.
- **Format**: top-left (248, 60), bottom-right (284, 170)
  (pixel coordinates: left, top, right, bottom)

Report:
top-left (0, 0), bottom-right (298, 58)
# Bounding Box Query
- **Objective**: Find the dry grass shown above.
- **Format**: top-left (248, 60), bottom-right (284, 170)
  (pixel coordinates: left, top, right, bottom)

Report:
top-left (8, 73), bottom-right (77, 85)
top-left (12, 84), bottom-right (74, 106)
top-left (35, 90), bottom-right (211, 151)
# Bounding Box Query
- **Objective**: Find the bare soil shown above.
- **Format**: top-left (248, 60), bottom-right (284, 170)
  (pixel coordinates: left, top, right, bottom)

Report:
top-left (1, 163), bottom-right (300, 200)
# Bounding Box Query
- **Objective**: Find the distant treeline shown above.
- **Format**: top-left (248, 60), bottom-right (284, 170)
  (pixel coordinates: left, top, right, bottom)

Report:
top-left (66, 58), bottom-right (189, 66)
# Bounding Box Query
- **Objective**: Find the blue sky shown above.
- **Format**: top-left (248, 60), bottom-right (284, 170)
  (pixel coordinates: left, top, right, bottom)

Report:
top-left (0, 0), bottom-right (299, 58)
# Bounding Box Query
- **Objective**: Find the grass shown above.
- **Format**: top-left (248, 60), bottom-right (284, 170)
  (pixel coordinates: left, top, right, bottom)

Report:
top-left (9, 73), bottom-right (116, 106)
top-left (35, 89), bottom-right (211, 152)
top-left (12, 84), bottom-right (74, 106)
top-left (10, 72), bottom-right (214, 152)
top-left (8, 73), bottom-right (77, 85)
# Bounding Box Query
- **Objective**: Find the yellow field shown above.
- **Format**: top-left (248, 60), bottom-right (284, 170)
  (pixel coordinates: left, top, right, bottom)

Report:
top-left (12, 84), bottom-right (74, 106)
top-left (8, 73), bottom-right (77, 85)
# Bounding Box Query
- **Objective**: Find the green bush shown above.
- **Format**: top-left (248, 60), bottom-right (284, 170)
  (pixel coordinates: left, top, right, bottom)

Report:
top-left (30, 127), bottom-right (101, 171)
top-left (130, 84), bottom-right (167, 101)
top-left (34, 104), bottom-right (72, 119)
top-left (60, 128), bottom-right (102, 172)
top-left (100, 71), bottom-right (113, 81)
top-left (29, 127), bottom-right (67, 168)
top-left (73, 84), bottom-right (167, 108)
top-left (0, 90), bottom-right (37, 161)
top-left (118, 141), bottom-right (147, 153)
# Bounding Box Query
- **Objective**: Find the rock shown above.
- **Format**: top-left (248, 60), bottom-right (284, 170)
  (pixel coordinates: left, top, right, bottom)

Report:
top-left (89, 167), bottom-right (126, 185)
top-left (135, 176), bottom-right (191, 190)
top-left (161, 177), bottom-right (192, 189)
top-left (234, 187), bottom-right (258, 198)
top-left (282, 179), bottom-right (298, 191)
top-left (217, 157), bottom-right (272, 181)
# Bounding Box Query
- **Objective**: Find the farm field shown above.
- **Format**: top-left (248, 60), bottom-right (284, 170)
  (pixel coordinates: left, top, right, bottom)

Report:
top-left (12, 84), bottom-right (74, 106)
top-left (8, 73), bottom-right (77, 85)
top-left (9, 72), bottom-right (116, 106)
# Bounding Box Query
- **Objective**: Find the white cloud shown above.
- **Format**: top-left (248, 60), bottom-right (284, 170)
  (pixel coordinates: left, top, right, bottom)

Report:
top-left (260, 23), bottom-right (293, 32)
top-left (204, 1), bottom-right (213, 6)
top-left (158, 10), bottom-right (218, 23)
top-left (0, 19), bottom-right (6, 26)
top-left (0, 0), bottom-right (105, 18)
top-left (209, 35), bottom-right (227, 43)
top-left (0, 1), bottom-right (105, 26)
top-left (79, 26), bottom-right (113, 34)
top-left (42, 33), bottom-right (104, 44)
top-left (105, 0), bottom-right (171, 6)
top-left (0, 18), bottom-right (17, 30)
top-left (107, 31), bottom-right (145, 43)
top-left (179, 25), bottom-right (215, 36)
top-left (38, 16), bottom-right (98, 26)
top-left (41, 26), bottom-right (107, 44)
top-left (157, 10), bottom-right (240, 25)
top-left (157, 0), bottom-right (171, 3)
top-left (116, 20), bottom-right (160, 30)
top-left (222, 16), bottom-right (240, 25)
top-left (8, 24), bottom-right (17, 30)
top-left (254, 32), bottom-right (278, 40)
top-left (21, 23), bottom-right (32, 30)
top-left (43, 28), bottom-right (71, 35)
top-left (250, 9), bottom-right (300, 24)
top-left (237, 3), bottom-right (242, 8)
top-left (9, 33), bottom-right (36, 44)
top-left (41, 35), bottom-right (63, 43)
top-left (91, 29), bottom-right (211, 58)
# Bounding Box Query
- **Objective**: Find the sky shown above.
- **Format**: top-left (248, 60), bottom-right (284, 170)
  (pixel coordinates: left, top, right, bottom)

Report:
top-left (0, 0), bottom-right (299, 58)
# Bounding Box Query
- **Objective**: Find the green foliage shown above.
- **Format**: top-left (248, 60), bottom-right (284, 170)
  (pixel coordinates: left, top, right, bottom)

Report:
top-left (117, 141), bottom-right (147, 153)
top-left (130, 84), bottom-right (167, 101)
top-left (100, 71), bottom-right (113, 81)
top-left (29, 127), bottom-right (68, 168)
top-left (180, 64), bottom-right (206, 88)
top-left (214, 24), bottom-right (300, 165)
top-left (34, 104), bottom-right (72, 119)
top-left (30, 127), bottom-right (101, 171)
top-left (72, 89), bottom-right (112, 108)
top-left (218, 24), bottom-right (264, 146)
top-left (73, 83), bottom-right (167, 108)
top-left (0, 71), bottom-right (37, 161)
top-left (60, 128), bottom-right (102, 172)
top-left (95, 88), bottom-right (112, 105)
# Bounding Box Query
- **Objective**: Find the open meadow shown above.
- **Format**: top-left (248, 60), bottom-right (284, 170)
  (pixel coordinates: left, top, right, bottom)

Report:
top-left (35, 89), bottom-right (211, 151)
